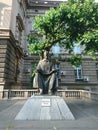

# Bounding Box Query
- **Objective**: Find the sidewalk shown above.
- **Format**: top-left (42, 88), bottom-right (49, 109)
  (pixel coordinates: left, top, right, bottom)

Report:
top-left (0, 98), bottom-right (98, 130)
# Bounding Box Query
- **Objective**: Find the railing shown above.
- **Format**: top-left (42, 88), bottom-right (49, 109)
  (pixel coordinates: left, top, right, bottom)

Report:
top-left (58, 90), bottom-right (82, 99)
top-left (0, 89), bottom-right (98, 100)
top-left (90, 91), bottom-right (98, 101)
top-left (0, 89), bottom-right (39, 99)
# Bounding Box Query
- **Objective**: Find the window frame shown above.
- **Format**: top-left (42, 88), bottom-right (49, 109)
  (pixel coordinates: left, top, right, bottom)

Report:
top-left (74, 65), bottom-right (83, 80)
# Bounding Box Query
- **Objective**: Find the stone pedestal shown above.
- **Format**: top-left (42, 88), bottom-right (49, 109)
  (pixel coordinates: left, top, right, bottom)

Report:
top-left (15, 95), bottom-right (75, 120)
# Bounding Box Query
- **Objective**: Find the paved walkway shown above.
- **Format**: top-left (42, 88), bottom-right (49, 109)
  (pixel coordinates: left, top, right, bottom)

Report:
top-left (0, 98), bottom-right (98, 130)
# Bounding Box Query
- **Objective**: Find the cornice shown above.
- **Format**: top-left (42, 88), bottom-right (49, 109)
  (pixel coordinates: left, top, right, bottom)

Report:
top-left (27, 0), bottom-right (67, 8)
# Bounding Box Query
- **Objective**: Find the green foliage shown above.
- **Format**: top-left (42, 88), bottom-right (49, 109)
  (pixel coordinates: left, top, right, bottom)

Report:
top-left (80, 30), bottom-right (98, 58)
top-left (57, 53), bottom-right (82, 67)
top-left (27, 35), bottom-right (44, 55)
top-left (68, 54), bottom-right (82, 67)
top-left (31, 63), bottom-right (38, 77)
top-left (6, 125), bottom-right (14, 130)
top-left (28, 0), bottom-right (98, 66)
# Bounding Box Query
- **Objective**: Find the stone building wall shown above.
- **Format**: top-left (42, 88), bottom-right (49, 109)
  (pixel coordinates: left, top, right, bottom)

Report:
top-left (59, 56), bottom-right (98, 90)
top-left (0, 0), bottom-right (27, 90)
top-left (0, 30), bottom-right (23, 90)
top-left (21, 55), bottom-right (39, 89)
top-left (0, 39), bottom-right (16, 89)
top-left (60, 61), bottom-right (75, 83)
top-left (82, 59), bottom-right (98, 83)
top-left (3, 40), bottom-right (16, 88)
top-left (0, 40), bottom-right (7, 90)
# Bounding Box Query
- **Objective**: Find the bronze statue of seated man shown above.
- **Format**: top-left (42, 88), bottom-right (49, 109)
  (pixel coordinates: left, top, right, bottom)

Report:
top-left (33, 51), bottom-right (57, 95)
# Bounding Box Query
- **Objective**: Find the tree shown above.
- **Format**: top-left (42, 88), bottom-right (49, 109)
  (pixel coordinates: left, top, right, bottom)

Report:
top-left (27, 0), bottom-right (98, 66)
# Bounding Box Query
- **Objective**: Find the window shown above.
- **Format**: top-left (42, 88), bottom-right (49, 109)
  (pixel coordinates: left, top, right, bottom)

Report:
top-left (74, 65), bottom-right (82, 79)
top-left (15, 14), bottom-right (24, 45)
top-left (1, 7), bottom-right (11, 28)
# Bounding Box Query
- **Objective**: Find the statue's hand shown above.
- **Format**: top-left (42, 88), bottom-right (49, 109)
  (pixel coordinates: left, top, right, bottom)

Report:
top-left (49, 69), bottom-right (58, 75)
top-left (52, 69), bottom-right (57, 73)
top-left (37, 69), bottom-right (58, 76)
top-left (37, 69), bottom-right (49, 76)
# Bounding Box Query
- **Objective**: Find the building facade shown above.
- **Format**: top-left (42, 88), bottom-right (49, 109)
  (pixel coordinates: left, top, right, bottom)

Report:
top-left (0, 0), bottom-right (27, 90)
top-left (0, 0), bottom-right (98, 91)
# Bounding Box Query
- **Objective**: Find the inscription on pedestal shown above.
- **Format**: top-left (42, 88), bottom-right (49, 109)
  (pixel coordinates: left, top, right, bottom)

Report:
top-left (41, 99), bottom-right (51, 107)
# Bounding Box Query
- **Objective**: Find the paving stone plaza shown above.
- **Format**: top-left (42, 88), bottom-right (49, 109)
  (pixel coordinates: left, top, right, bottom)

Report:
top-left (0, 97), bottom-right (98, 130)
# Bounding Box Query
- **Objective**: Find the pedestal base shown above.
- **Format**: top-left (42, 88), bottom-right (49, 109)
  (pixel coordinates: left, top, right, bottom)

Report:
top-left (15, 95), bottom-right (75, 120)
